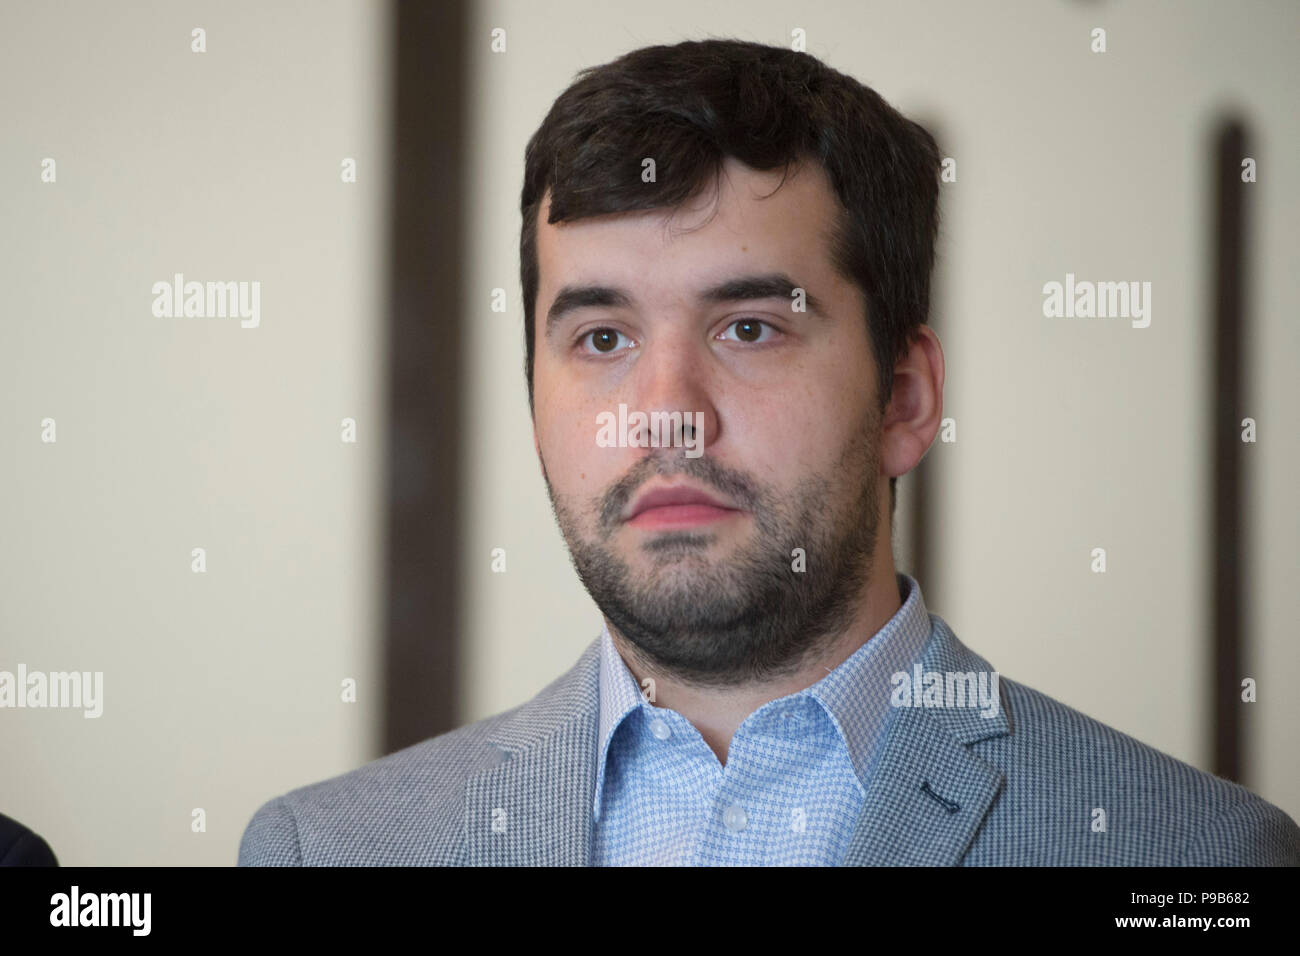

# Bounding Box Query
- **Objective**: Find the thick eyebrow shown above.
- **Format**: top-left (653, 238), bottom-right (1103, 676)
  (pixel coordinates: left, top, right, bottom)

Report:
top-left (544, 272), bottom-right (826, 337)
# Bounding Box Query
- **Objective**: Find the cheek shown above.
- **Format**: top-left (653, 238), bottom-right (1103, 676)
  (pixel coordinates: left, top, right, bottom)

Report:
top-left (537, 399), bottom-right (613, 490)
top-left (535, 355), bottom-right (601, 457)
top-left (723, 372), bottom-right (869, 486)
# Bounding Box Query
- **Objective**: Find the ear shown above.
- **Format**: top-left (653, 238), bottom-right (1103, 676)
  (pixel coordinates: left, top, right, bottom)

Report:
top-left (880, 325), bottom-right (945, 482)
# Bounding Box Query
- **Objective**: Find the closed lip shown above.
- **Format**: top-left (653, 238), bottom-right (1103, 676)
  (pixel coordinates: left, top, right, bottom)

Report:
top-left (625, 484), bottom-right (737, 521)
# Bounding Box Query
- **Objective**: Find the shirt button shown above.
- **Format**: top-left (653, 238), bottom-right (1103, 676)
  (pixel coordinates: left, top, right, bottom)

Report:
top-left (648, 717), bottom-right (671, 740)
top-left (722, 804), bottom-right (748, 831)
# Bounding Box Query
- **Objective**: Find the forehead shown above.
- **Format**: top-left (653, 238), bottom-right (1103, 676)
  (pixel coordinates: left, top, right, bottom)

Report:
top-left (536, 156), bottom-right (844, 302)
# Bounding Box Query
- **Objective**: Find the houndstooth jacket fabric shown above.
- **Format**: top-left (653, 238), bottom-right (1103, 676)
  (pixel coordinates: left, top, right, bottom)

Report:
top-left (238, 613), bottom-right (1300, 866)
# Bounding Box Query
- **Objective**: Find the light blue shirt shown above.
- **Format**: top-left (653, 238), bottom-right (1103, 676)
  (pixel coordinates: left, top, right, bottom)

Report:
top-left (591, 571), bottom-right (934, 865)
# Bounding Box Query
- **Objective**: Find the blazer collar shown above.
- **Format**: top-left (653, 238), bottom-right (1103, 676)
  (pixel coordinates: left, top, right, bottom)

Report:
top-left (840, 613), bottom-right (1011, 865)
top-left (463, 613), bottom-right (1010, 866)
top-left (464, 639), bottom-right (602, 865)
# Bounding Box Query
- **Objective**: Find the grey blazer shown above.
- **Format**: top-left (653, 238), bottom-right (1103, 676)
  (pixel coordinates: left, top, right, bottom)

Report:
top-left (238, 614), bottom-right (1300, 865)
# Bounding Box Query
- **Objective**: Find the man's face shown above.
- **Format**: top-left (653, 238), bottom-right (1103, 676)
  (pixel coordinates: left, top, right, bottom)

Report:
top-left (532, 156), bottom-right (886, 687)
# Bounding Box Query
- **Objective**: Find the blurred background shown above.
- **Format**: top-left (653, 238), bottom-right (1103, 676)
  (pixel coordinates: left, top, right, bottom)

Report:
top-left (1, 0), bottom-right (1295, 865)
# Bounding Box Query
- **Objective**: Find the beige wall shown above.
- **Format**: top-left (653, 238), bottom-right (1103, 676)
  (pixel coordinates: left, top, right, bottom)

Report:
top-left (1, 0), bottom-right (1294, 867)
top-left (0, 0), bottom-right (389, 864)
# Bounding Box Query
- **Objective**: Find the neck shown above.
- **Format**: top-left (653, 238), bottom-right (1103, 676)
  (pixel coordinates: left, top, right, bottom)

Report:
top-left (606, 557), bottom-right (904, 767)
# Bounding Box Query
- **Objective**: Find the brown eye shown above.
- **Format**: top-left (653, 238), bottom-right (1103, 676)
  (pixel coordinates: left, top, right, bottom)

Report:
top-left (725, 319), bottom-right (771, 343)
top-left (582, 328), bottom-right (629, 354)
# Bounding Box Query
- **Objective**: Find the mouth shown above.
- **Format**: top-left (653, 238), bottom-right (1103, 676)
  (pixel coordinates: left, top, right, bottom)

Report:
top-left (624, 483), bottom-right (744, 530)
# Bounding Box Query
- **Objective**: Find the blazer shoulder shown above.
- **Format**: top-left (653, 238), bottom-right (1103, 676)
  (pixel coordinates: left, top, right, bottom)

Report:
top-left (0, 812), bottom-right (59, 867)
top-left (238, 703), bottom-right (523, 866)
top-left (970, 676), bottom-right (1300, 865)
top-left (239, 639), bottom-right (601, 866)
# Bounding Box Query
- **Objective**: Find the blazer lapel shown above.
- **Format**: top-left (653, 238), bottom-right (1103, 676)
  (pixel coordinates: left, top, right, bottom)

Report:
top-left (463, 639), bottom-right (602, 865)
top-left (841, 616), bottom-right (1012, 866)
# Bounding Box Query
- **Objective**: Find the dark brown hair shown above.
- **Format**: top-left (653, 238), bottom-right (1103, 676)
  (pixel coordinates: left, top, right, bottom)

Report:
top-left (520, 38), bottom-right (942, 506)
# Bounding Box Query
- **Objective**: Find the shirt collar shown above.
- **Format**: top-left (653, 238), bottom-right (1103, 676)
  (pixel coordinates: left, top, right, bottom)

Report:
top-left (593, 571), bottom-right (934, 820)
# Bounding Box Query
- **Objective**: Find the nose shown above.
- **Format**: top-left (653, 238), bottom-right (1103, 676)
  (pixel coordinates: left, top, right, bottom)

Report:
top-left (627, 331), bottom-right (719, 457)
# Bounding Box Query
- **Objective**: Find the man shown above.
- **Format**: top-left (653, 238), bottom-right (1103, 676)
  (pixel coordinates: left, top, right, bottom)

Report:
top-left (239, 39), bottom-right (1300, 866)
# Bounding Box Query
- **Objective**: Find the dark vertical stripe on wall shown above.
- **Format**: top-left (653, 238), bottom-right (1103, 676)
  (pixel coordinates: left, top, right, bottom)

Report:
top-left (1210, 119), bottom-right (1248, 783)
top-left (381, 0), bottom-right (467, 754)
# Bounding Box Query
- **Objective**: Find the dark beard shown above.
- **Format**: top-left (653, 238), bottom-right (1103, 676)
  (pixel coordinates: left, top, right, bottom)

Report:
top-left (541, 424), bottom-right (880, 688)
